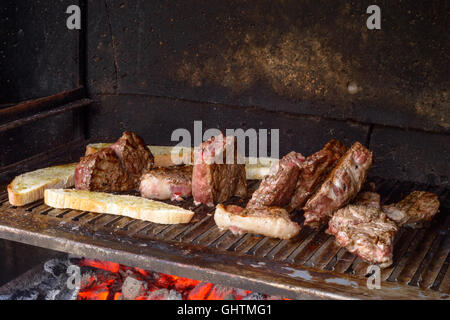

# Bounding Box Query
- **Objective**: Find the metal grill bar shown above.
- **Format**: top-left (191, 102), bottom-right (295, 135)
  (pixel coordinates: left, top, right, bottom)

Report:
top-left (432, 254), bottom-right (449, 292)
top-left (333, 251), bottom-right (358, 274)
top-left (0, 177), bottom-right (448, 299)
top-left (272, 227), bottom-right (315, 261)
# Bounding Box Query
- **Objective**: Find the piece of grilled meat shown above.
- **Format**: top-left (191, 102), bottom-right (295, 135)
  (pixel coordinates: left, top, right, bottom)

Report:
top-left (288, 140), bottom-right (347, 212)
top-left (246, 151), bottom-right (305, 209)
top-left (382, 191), bottom-right (440, 228)
top-left (303, 142), bottom-right (373, 228)
top-left (110, 131), bottom-right (154, 185)
top-left (192, 134), bottom-right (247, 207)
top-left (215, 204), bottom-right (300, 239)
top-left (74, 148), bottom-right (135, 192)
top-left (140, 166), bottom-right (192, 201)
top-left (328, 204), bottom-right (398, 268)
top-left (75, 131), bottom-right (154, 191)
top-left (354, 191), bottom-right (381, 209)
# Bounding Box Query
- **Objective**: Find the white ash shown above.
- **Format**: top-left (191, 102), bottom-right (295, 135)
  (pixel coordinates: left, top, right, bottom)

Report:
top-left (146, 288), bottom-right (182, 300)
top-left (0, 256), bottom-right (81, 300)
top-left (121, 276), bottom-right (148, 300)
top-left (242, 292), bottom-right (265, 300)
top-left (211, 285), bottom-right (235, 299)
top-left (45, 289), bottom-right (61, 300)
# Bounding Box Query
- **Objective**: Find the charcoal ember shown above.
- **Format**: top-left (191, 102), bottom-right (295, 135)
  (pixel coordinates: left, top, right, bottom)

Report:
top-left (166, 289), bottom-right (182, 301)
top-left (67, 254), bottom-right (83, 266)
top-left (187, 282), bottom-right (214, 300)
top-left (41, 257), bottom-right (80, 300)
top-left (118, 268), bottom-right (134, 279)
top-left (51, 284), bottom-right (79, 301)
top-left (80, 272), bottom-right (97, 289)
top-left (10, 289), bottom-right (39, 300)
top-left (110, 278), bottom-right (124, 294)
top-left (242, 292), bottom-right (265, 300)
top-left (121, 276), bottom-right (148, 300)
top-left (233, 288), bottom-right (252, 299)
top-left (44, 258), bottom-right (70, 279)
top-left (207, 285), bottom-right (235, 300)
top-left (35, 276), bottom-right (59, 295)
top-left (45, 289), bottom-right (60, 300)
top-left (146, 289), bottom-right (182, 300)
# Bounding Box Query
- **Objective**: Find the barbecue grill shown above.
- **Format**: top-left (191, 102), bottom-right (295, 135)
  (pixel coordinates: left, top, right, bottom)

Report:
top-left (0, 1), bottom-right (448, 300)
top-left (0, 173), bottom-right (448, 299)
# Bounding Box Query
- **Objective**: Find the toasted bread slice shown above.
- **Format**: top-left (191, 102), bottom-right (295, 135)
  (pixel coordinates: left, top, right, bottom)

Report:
top-left (149, 145), bottom-right (193, 167)
top-left (245, 157), bottom-right (278, 180)
top-left (7, 163), bottom-right (77, 206)
top-left (85, 143), bottom-right (276, 179)
top-left (44, 189), bottom-right (194, 224)
top-left (84, 143), bottom-right (113, 156)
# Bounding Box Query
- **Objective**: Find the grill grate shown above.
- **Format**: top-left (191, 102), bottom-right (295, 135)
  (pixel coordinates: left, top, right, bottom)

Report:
top-left (0, 178), bottom-right (448, 299)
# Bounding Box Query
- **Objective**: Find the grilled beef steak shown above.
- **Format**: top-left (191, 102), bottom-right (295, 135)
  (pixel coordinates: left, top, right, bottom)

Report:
top-left (215, 204), bottom-right (300, 239)
top-left (75, 131), bottom-right (154, 191)
top-left (247, 151), bottom-right (305, 209)
top-left (110, 131), bottom-right (154, 185)
top-left (140, 166), bottom-right (193, 201)
top-left (328, 204), bottom-right (398, 268)
top-left (303, 142), bottom-right (373, 228)
top-left (74, 148), bottom-right (135, 192)
top-left (382, 191), bottom-right (440, 227)
top-left (192, 134), bottom-right (247, 207)
top-left (288, 140), bottom-right (347, 212)
top-left (354, 191), bottom-right (381, 209)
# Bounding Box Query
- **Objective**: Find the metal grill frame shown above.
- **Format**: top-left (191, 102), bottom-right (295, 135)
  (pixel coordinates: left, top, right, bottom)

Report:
top-left (0, 178), bottom-right (448, 300)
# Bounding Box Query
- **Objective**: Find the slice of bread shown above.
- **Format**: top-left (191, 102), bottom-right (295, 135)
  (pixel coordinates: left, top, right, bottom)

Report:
top-left (84, 143), bottom-right (113, 156)
top-left (85, 143), bottom-right (275, 179)
top-left (245, 157), bottom-right (278, 180)
top-left (149, 145), bottom-right (193, 167)
top-left (44, 189), bottom-right (194, 224)
top-left (8, 163), bottom-right (77, 206)
top-left (7, 146), bottom-right (276, 207)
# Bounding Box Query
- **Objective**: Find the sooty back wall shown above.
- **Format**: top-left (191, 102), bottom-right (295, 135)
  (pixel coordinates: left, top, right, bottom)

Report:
top-left (84, 0), bottom-right (449, 186)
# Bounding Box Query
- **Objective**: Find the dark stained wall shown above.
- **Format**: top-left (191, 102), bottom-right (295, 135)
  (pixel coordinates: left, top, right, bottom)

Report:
top-left (0, 1), bottom-right (84, 169)
top-left (0, 0), bottom-right (80, 104)
top-left (86, 0), bottom-right (449, 186)
top-left (87, 94), bottom-right (370, 158)
top-left (87, 0), bottom-right (449, 132)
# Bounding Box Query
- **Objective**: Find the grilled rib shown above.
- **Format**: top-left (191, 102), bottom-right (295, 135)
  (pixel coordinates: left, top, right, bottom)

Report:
top-left (354, 191), bottom-right (381, 209)
top-left (214, 204), bottom-right (300, 239)
top-left (288, 139), bottom-right (347, 212)
top-left (328, 204), bottom-right (398, 268)
top-left (303, 142), bottom-right (373, 228)
top-left (140, 166), bottom-right (193, 201)
top-left (246, 151), bottom-right (305, 209)
top-left (382, 191), bottom-right (440, 228)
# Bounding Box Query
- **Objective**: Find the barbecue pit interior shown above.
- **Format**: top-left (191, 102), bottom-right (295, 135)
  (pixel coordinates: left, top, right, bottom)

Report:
top-left (0, 1), bottom-right (448, 300)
